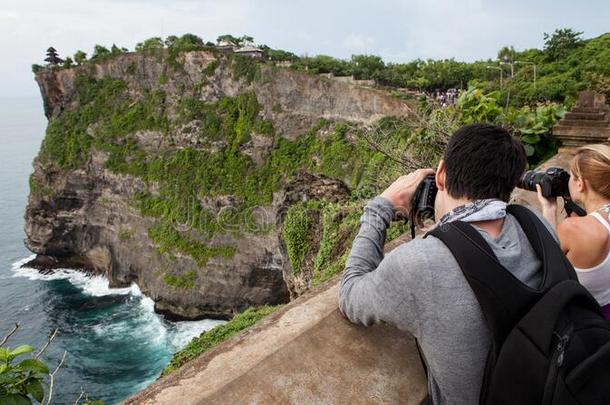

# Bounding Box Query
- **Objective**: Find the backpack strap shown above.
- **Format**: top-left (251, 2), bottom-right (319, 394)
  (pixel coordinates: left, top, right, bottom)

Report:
top-left (425, 205), bottom-right (579, 352)
top-left (506, 205), bottom-right (578, 286)
top-left (426, 221), bottom-right (539, 354)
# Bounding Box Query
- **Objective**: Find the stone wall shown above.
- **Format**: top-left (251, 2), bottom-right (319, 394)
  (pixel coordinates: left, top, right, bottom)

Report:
top-left (553, 91), bottom-right (610, 147)
top-left (124, 276), bottom-right (427, 405)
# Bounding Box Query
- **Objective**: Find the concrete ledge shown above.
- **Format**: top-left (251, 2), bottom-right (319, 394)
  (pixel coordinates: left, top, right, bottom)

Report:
top-left (124, 277), bottom-right (427, 404)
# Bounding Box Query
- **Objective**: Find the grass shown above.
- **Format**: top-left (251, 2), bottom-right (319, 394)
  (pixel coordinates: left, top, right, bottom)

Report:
top-left (162, 305), bottom-right (281, 375)
top-left (163, 270), bottom-right (197, 290)
top-left (148, 223), bottom-right (236, 267)
top-left (118, 228), bottom-right (134, 241)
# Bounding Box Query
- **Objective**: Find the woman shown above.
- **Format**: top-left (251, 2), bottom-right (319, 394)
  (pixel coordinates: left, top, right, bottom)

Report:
top-left (537, 144), bottom-right (610, 320)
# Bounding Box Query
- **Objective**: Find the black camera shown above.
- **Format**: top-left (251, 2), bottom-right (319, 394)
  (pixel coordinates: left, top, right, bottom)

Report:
top-left (412, 175), bottom-right (438, 222)
top-left (517, 167), bottom-right (570, 198)
top-left (517, 167), bottom-right (586, 216)
top-left (409, 175), bottom-right (438, 238)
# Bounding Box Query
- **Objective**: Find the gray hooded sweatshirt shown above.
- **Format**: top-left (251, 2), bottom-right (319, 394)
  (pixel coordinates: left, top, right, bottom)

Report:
top-left (339, 197), bottom-right (556, 404)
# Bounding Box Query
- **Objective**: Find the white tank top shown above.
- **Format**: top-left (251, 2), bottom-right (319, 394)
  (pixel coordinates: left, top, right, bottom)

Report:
top-left (574, 211), bottom-right (610, 306)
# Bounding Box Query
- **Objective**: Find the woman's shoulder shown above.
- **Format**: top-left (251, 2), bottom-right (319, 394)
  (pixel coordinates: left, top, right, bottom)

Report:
top-left (559, 215), bottom-right (609, 236)
top-left (558, 215), bottom-right (609, 255)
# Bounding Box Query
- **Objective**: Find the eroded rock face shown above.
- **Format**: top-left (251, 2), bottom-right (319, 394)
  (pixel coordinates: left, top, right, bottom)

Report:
top-left (26, 50), bottom-right (411, 319)
top-left (26, 156), bottom-right (290, 319)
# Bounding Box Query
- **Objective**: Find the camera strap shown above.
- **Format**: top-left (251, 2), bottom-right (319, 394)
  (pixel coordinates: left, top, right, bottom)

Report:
top-left (563, 198), bottom-right (587, 217)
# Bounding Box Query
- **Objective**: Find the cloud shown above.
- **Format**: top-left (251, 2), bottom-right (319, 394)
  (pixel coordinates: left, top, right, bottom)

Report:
top-left (343, 34), bottom-right (377, 54)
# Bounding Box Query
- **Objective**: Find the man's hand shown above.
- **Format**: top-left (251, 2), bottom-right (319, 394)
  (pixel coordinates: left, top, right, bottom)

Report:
top-left (380, 168), bottom-right (435, 215)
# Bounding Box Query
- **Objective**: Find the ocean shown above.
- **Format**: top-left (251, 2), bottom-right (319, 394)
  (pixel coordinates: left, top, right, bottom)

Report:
top-left (0, 97), bottom-right (224, 404)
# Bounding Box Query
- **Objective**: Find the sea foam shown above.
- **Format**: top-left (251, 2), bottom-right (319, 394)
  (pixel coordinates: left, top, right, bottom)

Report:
top-left (11, 255), bottom-right (226, 352)
top-left (12, 254), bottom-right (138, 297)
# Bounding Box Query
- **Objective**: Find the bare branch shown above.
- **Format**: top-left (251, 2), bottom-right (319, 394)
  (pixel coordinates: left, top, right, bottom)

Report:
top-left (73, 388), bottom-right (86, 405)
top-left (358, 126), bottom-right (411, 168)
top-left (35, 328), bottom-right (59, 359)
top-left (44, 350), bottom-right (67, 405)
top-left (0, 323), bottom-right (19, 347)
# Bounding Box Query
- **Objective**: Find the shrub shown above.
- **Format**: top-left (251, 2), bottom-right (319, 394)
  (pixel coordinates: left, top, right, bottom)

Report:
top-left (31, 64), bottom-right (44, 74)
top-left (282, 204), bottom-right (314, 275)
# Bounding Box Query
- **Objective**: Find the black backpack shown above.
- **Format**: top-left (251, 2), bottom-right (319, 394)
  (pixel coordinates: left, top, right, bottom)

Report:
top-left (425, 204), bottom-right (610, 405)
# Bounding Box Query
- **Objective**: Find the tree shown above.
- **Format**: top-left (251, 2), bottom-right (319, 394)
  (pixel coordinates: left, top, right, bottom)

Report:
top-left (110, 44), bottom-right (128, 55)
top-left (259, 45), bottom-right (298, 62)
top-left (44, 47), bottom-right (63, 65)
top-left (135, 37), bottom-right (164, 52)
top-left (295, 55), bottom-right (352, 76)
top-left (497, 45), bottom-right (517, 63)
top-left (351, 54), bottom-right (384, 80)
top-left (74, 50), bottom-right (87, 65)
top-left (91, 45), bottom-right (110, 60)
top-left (239, 35), bottom-right (254, 45)
top-left (216, 34), bottom-right (254, 47)
top-left (62, 57), bottom-right (74, 68)
top-left (177, 33), bottom-right (204, 48)
top-left (164, 35), bottom-right (179, 47)
top-left (166, 34), bottom-right (205, 54)
top-left (217, 34), bottom-right (241, 46)
top-left (543, 28), bottom-right (583, 61)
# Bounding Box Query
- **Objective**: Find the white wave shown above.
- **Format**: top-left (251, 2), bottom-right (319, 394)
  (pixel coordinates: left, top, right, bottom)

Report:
top-left (12, 255), bottom-right (226, 352)
top-left (140, 295), bottom-right (155, 312)
top-left (11, 255), bottom-right (137, 297)
top-left (170, 318), bottom-right (226, 351)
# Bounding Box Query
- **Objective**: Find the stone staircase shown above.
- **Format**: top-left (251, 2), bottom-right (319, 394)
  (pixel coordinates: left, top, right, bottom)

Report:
top-left (553, 91), bottom-right (610, 147)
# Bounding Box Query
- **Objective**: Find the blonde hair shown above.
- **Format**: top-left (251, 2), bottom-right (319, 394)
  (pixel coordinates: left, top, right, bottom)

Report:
top-left (570, 144), bottom-right (610, 199)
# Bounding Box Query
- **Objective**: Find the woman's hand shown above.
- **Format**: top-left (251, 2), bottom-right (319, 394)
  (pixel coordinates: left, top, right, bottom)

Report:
top-left (536, 184), bottom-right (558, 228)
top-left (380, 168), bottom-right (435, 215)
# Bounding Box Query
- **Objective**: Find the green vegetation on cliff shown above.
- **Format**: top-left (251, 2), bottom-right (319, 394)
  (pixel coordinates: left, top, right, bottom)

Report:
top-left (163, 305), bottom-right (281, 375)
top-left (282, 199), bottom-right (409, 285)
top-left (163, 270), bottom-right (197, 290)
top-left (39, 76), bottom-right (168, 170)
top-left (148, 223), bottom-right (236, 267)
top-left (37, 72), bottom-right (393, 281)
top-left (282, 203), bottom-right (313, 275)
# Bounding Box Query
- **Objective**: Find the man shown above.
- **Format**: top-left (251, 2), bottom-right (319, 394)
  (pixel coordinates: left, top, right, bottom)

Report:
top-left (339, 123), bottom-right (554, 404)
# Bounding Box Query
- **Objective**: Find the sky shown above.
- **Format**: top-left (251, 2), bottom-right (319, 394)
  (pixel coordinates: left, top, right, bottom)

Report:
top-left (1, 0), bottom-right (608, 98)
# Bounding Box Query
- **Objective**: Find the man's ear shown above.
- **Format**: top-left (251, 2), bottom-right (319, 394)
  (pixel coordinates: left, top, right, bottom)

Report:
top-left (435, 160), bottom-right (446, 191)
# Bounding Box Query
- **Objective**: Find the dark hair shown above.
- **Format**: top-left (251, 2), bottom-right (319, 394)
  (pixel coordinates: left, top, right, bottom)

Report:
top-left (443, 123), bottom-right (527, 202)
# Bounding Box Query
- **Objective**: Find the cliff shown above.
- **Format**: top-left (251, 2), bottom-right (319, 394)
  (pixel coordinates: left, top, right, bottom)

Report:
top-left (26, 49), bottom-right (412, 319)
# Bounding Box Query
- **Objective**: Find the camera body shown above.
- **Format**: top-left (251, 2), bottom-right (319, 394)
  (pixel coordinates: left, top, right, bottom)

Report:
top-left (412, 175), bottom-right (438, 224)
top-left (517, 167), bottom-right (570, 198)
